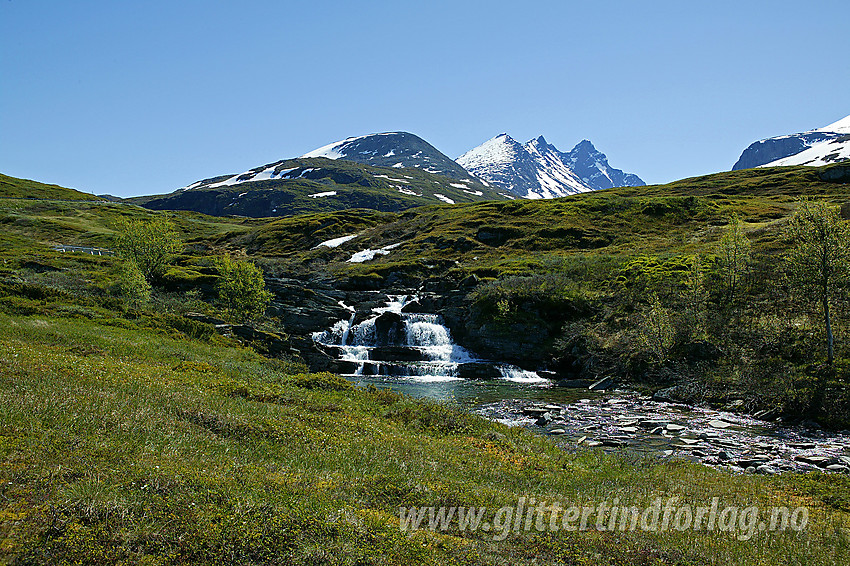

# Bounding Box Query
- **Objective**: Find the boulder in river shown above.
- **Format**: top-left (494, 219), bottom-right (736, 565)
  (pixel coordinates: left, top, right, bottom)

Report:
top-left (456, 362), bottom-right (502, 380)
top-left (374, 311), bottom-right (403, 346)
top-left (589, 377), bottom-right (616, 391)
top-left (652, 386), bottom-right (688, 403)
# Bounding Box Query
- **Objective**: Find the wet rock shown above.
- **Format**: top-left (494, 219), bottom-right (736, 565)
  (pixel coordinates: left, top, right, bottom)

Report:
top-left (369, 346), bottom-right (429, 362)
top-left (788, 442), bottom-right (817, 449)
top-left (460, 274), bottom-right (481, 288)
top-left (456, 362), bottom-right (502, 381)
top-left (666, 424), bottom-right (686, 432)
top-left (756, 465), bottom-right (778, 475)
top-left (465, 321), bottom-right (550, 366)
top-left (620, 427), bottom-right (638, 434)
top-left (585, 440), bottom-right (602, 447)
top-left (589, 377), bottom-right (616, 391)
top-left (557, 379), bottom-right (593, 388)
top-left (826, 464), bottom-right (849, 473)
top-left (549, 428), bottom-right (566, 435)
top-left (738, 457), bottom-right (771, 468)
top-left (794, 455), bottom-right (836, 468)
top-left (522, 406), bottom-right (549, 417)
top-left (536, 413), bottom-right (554, 426)
top-left (708, 419), bottom-right (732, 429)
top-left (601, 438), bottom-right (628, 447)
top-left (652, 386), bottom-right (687, 403)
top-left (639, 420), bottom-right (668, 429)
top-left (374, 311), bottom-right (403, 346)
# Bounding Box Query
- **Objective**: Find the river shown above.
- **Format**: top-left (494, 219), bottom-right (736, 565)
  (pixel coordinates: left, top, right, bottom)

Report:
top-left (312, 293), bottom-right (850, 475)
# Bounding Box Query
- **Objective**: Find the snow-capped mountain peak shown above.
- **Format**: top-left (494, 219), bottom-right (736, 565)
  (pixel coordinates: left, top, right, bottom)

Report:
top-left (733, 114), bottom-right (850, 170)
top-left (457, 135), bottom-right (644, 199)
top-left (300, 131), bottom-right (476, 181)
top-left (816, 115), bottom-right (850, 135)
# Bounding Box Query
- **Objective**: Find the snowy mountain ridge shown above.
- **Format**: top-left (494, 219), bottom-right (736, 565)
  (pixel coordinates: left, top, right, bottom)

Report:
top-left (733, 114), bottom-right (850, 170)
top-left (457, 134), bottom-right (644, 199)
top-left (300, 131), bottom-right (478, 182)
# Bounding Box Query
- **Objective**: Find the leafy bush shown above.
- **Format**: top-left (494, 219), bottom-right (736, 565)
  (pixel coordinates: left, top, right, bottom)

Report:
top-left (214, 254), bottom-right (273, 322)
top-left (471, 273), bottom-right (591, 323)
top-left (115, 216), bottom-right (181, 282)
top-left (118, 259), bottom-right (150, 307)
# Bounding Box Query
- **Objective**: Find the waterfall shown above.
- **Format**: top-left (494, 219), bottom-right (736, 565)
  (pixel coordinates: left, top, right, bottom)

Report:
top-left (313, 293), bottom-right (547, 384)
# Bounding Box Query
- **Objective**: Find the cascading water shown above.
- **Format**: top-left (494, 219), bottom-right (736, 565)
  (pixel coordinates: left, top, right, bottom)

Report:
top-left (313, 294), bottom-right (547, 385)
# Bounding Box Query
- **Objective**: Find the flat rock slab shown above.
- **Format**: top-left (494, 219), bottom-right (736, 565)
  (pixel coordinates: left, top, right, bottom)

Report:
top-left (794, 455), bottom-right (835, 467)
top-left (549, 428), bottom-right (566, 435)
top-left (666, 424), bottom-right (687, 432)
top-left (708, 419), bottom-right (733, 429)
top-left (522, 407), bottom-right (550, 416)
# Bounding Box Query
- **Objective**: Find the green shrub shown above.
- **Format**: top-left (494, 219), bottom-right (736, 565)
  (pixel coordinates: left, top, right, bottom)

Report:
top-left (118, 259), bottom-right (150, 307)
top-left (115, 216), bottom-right (181, 282)
top-left (214, 254), bottom-right (273, 322)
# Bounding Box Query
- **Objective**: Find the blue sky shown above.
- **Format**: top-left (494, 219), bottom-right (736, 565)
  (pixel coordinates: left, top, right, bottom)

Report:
top-left (1, 0), bottom-right (848, 197)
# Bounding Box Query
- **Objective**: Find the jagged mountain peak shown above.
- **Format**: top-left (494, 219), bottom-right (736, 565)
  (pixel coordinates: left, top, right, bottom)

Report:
top-left (572, 139), bottom-right (597, 152)
top-left (457, 134), bottom-right (644, 198)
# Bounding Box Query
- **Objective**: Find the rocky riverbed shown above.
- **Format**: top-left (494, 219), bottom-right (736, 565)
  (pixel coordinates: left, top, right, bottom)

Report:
top-left (476, 392), bottom-right (850, 474)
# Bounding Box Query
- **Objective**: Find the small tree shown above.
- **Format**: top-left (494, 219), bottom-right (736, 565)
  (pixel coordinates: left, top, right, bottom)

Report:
top-left (215, 255), bottom-right (273, 322)
top-left (637, 293), bottom-right (675, 363)
top-left (716, 214), bottom-right (751, 304)
top-left (115, 216), bottom-right (181, 282)
top-left (681, 255), bottom-right (708, 340)
top-left (786, 199), bottom-right (850, 365)
top-left (119, 259), bottom-right (151, 307)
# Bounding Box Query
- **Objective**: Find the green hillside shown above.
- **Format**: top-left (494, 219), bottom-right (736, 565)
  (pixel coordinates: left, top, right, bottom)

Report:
top-left (2, 166), bottom-right (850, 563)
top-left (130, 157), bottom-right (509, 218)
top-left (0, 173), bottom-right (99, 202)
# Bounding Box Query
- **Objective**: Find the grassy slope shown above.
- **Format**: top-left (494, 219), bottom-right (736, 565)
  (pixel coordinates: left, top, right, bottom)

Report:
top-left (129, 158), bottom-right (508, 218)
top-left (1, 310), bottom-right (848, 564)
top-left (231, 164), bottom-right (850, 283)
top-left (0, 174), bottom-right (100, 202)
top-left (1, 167), bottom-right (850, 562)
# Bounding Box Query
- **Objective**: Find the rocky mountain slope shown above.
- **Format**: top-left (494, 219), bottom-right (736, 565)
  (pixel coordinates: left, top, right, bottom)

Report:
top-left (133, 157), bottom-right (506, 218)
top-left (457, 134), bottom-right (644, 199)
top-left (301, 132), bottom-right (479, 182)
top-left (733, 115), bottom-right (850, 170)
